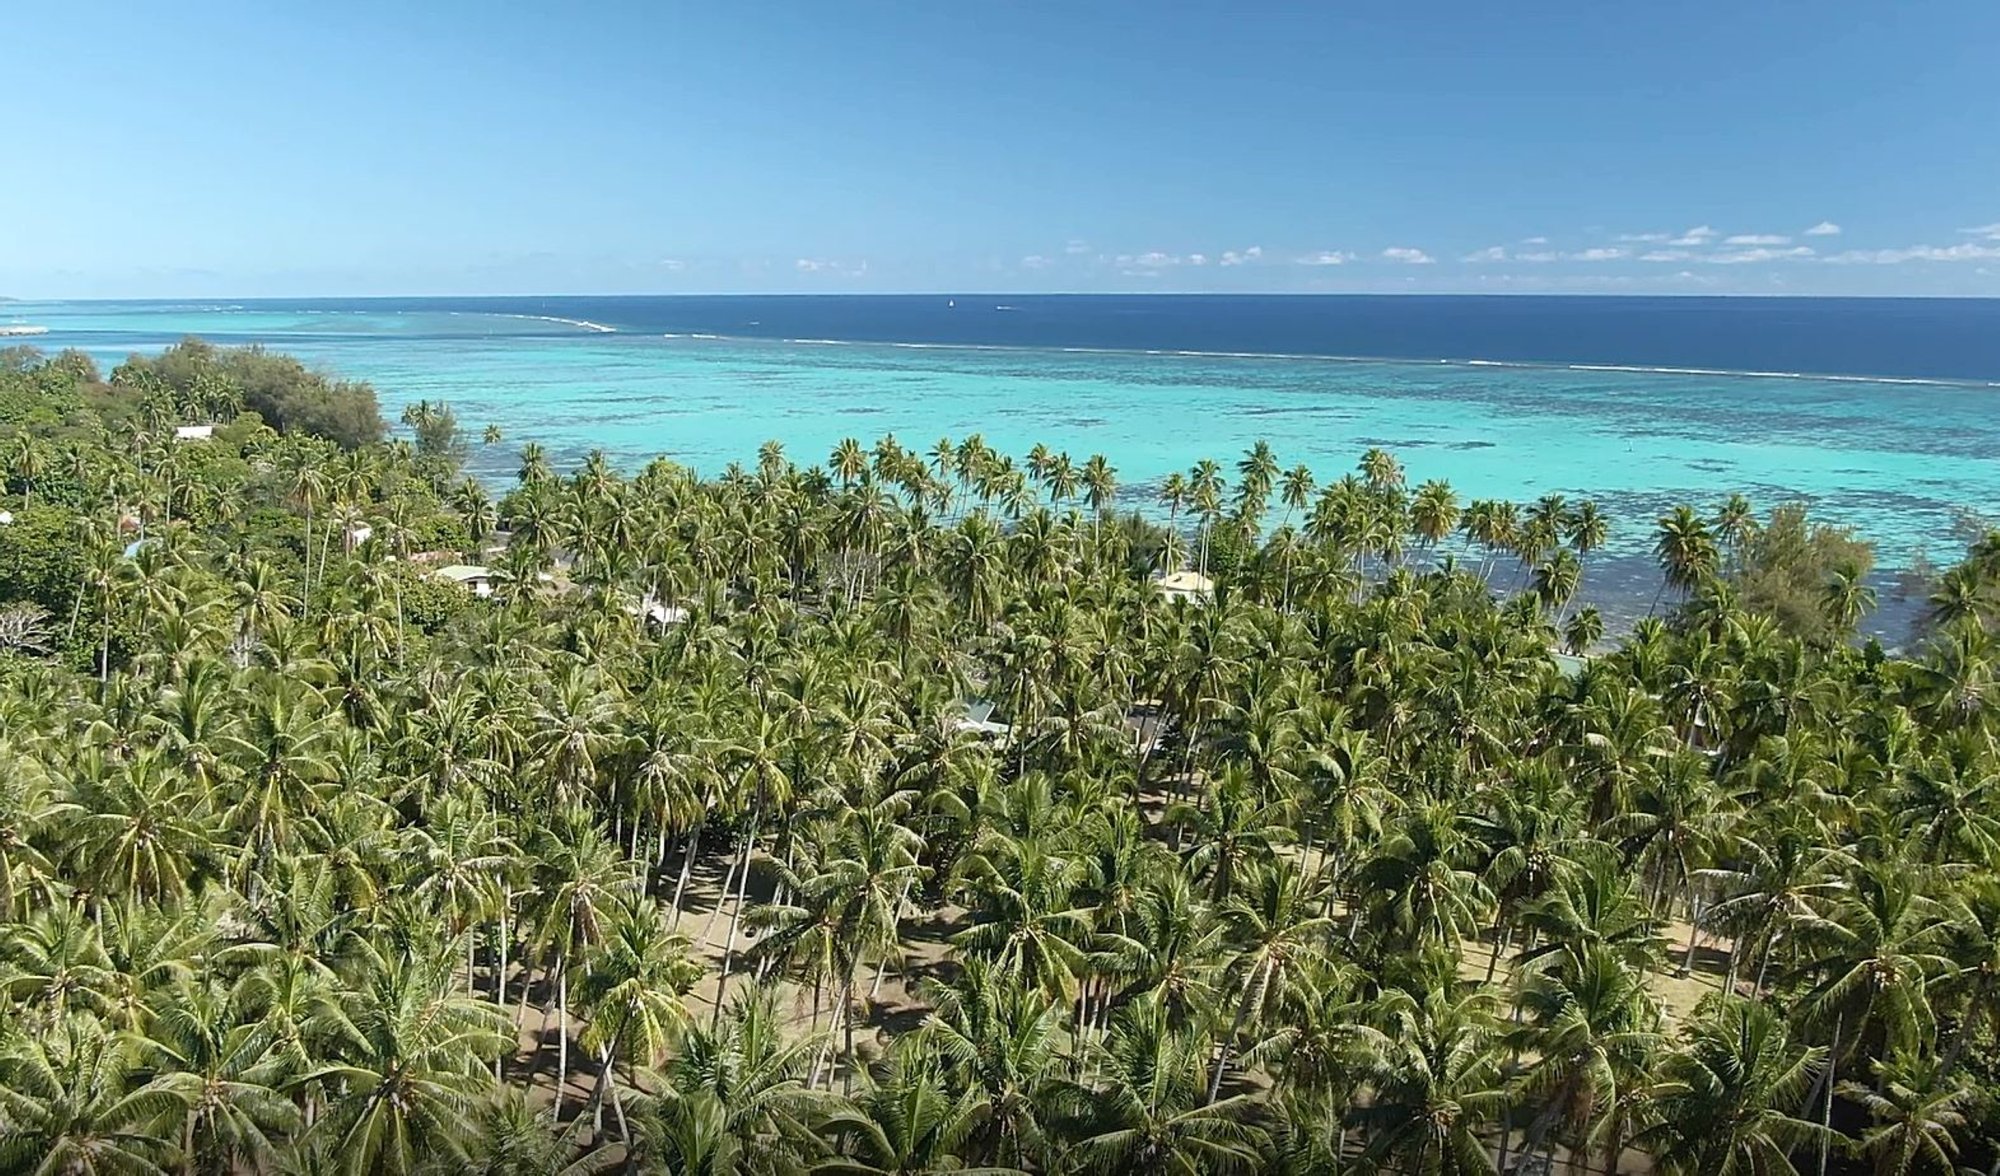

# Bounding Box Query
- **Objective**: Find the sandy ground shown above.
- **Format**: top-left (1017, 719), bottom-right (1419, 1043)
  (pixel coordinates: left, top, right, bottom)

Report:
top-left (494, 793), bottom-right (1733, 1137)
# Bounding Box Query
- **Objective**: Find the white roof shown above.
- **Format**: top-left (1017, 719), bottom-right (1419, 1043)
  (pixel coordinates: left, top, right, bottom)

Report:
top-left (953, 718), bottom-right (1011, 737)
top-left (1156, 571), bottom-right (1214, 595)
top-left (173, 424), bottom-right (214, 441)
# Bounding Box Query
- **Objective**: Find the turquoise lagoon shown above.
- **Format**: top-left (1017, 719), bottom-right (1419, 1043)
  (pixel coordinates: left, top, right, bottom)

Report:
top-left (13, 297), bottom-right (2000, 627)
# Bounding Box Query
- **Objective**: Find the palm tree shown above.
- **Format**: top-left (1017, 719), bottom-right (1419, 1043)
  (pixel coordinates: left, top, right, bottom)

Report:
top-left (1789, 863), bottom-right (1952, 1089)
top-left (144, 981), bottom-right (304, 1174)
top-left (1204, 860), bottom-right (1331, 1102)
top-left (1840, 1052), bottom-right (1979, 1176)
top-left (1058, 996), bottom-right (1271, 1174)
top-left (924, 958), bottom-right (1064, 1169)
top-left (1509, 947), bottom-right (1662, 1175)
top-left (0, 1015), bottom-right (185, 1175)
top-left (574, 894), bottom-right (699, 1138)
top-left (8, 432), bottom-right (49, 512)
top-left (0, 747), bottom-right (71, 922)
top-left (1358, 447), bottom-right (1404, 493)
top-left (1349, 986), bottom-right (1509, 1176)
top-left (629, 985), bottom-right (840, 1175)
top-left (297, 939), bottom-right (509, 1173)
top-left (1411, 479), bottom-right (1460, 560)
top-left (1278, 465), bottom-right (1314, 531)
top-left (1563, 607), bottom-right (1604, 656)
top-left (1634, 997), bottom-right (1830, 1176)
top-left (423, 1087), bottom-right (611, 1176)
top-left (528, 809), bottom-right (635, 1109)
top-left (822, 1046), bottom-right (1019, 1175)
top-left (1654, 506), bottom-right (1720, 609)
top-left (1354, 803), bottom-right (1495, 952)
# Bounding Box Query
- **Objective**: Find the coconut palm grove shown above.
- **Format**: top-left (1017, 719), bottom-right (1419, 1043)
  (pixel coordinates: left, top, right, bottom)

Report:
top-left (2, 339), bottom-right (1998, 1175)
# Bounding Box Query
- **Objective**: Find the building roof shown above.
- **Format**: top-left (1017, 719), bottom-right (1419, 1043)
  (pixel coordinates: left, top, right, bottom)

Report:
top-left (173, 424), bottom-right (214, 441)
top-left (627, 597), bottom-right (690, 625)
top-left (1156, 571), bottom-right (1214, 595)
top-left (432, 564), bottom-right (494, 583)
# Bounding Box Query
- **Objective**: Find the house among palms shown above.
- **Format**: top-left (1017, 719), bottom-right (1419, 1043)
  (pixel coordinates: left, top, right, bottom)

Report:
top-left (953, 698), bottom-right (1010, 740)
top-left (627, 592), bottom-right (689, 627)
top-left (432, 563), bottom-right (498, 597)
top-left (172, 424), bottom-right (215, 442)
top-left (1154, 570), bottom-right (1214, 604)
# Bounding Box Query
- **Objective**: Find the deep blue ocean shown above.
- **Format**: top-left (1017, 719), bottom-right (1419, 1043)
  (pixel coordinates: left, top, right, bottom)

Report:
top-left (24, 294), bottom-right (2000, 382)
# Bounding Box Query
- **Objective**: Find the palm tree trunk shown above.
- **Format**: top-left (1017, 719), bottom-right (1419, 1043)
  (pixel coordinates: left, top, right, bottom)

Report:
top-left (1207, 959), bottom-right (1270, 1103)
top-left (701, 830), bottom-right (739, 942)
top-left (516, 958), bottom-right (538, 1049)
top-left (496, 904), bottom-right (510, 1079)
top-left (301, 503), bottom-right (314, 603)
top-left (586, 1024), bottom-right (624, 1142)
top-left (556, 963), bottom-right (570, 1116)
top-left (841, 972), bottom-right (858, 1093)
top-left (719, 816), bottom-right (759, 970)
top-left (712, 812), bottom-right (760, 1026)
top-left (1939, 972), bottom-right (1990, 1075)
top-left (653, 821), bottom-right (670, 896)
top-left (1485, 916), bottom-right (1511, 984)
top-left (671, 816), bottom-right (705, 928)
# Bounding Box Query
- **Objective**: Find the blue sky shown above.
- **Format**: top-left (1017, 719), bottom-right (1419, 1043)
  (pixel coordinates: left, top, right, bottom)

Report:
top-left (8, 1), bottom-right (2000, 297)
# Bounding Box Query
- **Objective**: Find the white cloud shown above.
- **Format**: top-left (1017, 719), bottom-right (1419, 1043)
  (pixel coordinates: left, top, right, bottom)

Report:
top-left (1616, 232), bottom-right (1670, 243)
top-left (1064, 240), bottom-right (1092, 254)
top-left (658, 258), bottom-right (686, 271)
top-left (795, 258), bottom-right (829, 272)
top-left (1704, 246), bottom-right (1815, 264)
top-left (795, 258), bottom-right (865, 275)
top-left (1295, 250), bottom-right (1356, 266)
top-left (1803, 221), bottom-right (1842, 237)
top-left (1479, 246), bottom-right (1625, 263)
top-left (1113, 250), bottom-right (1208, 275)
top-left (1639, 250), bottom-right (1693, 262)
top-left (1219, 246), bottom-right (1263, 266)
top-left (1522, 236), bottom-right (1549, 245)
top-left (1670, 225), bottom-right (1718, 246)
top-left (1020, 255), bottom-right (1053, 270)
top-left (1724, 234), bottom-right (1792, 246)
top-left (1959, 224), bottom-right (2000, 240)
top-left (1382, 246), bottom-right (1435, 265)
top-left (1824, 241), bottom-right (2000, 264)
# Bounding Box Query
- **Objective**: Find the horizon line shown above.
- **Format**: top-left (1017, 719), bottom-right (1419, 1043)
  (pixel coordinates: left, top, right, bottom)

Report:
top-left (13, 290), bottom-right (2000, 303)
